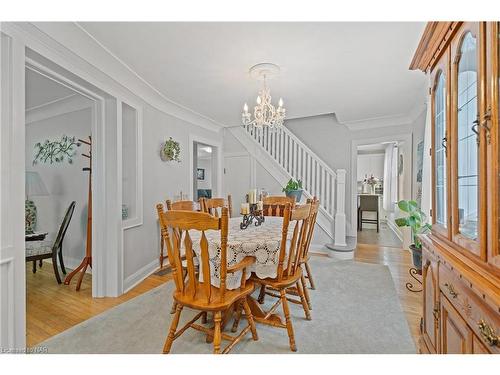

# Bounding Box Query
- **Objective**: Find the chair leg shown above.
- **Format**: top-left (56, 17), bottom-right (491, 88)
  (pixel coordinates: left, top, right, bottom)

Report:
top-left (163, 304), bottom-right (183, 354)
top-left (296, 281), bottom-right (311, 320)
top-left (243, 298), bottom-right (258, 341)
top-left (213, 311), bottom-right (222, 354)
top-left (52, 255), bottom-right (62, 284)
top-left (257, 284), bottom-right (266, 304)
top-left (58, 248), bottom-right (67, 275)
top-left (32, 261), bottom-right (37, 274)
top-left (304, 261), bottom-right (316, 290)
top-left (231, 300), bottom-right (243, 333)
top-left (359, 210), bottom-right (363, 231)
top-left (170, 301), bottom-right (177, 314)
top-left (201, 311), bottom-right (208, 324)
top-left (280, 289), bottom-right (297, 352)
top-left (300, 275), bottom-right (312, 310)
top-left (39, 259), bottom-right (43, 267)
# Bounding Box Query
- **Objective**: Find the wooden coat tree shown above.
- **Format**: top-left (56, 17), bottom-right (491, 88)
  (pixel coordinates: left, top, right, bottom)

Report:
top-left (64, 136), bottom-right (92, 291)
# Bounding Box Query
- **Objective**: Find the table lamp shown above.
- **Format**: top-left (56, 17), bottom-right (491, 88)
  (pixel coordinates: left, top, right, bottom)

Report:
top-left (25, 171), bottom-right (49, 234)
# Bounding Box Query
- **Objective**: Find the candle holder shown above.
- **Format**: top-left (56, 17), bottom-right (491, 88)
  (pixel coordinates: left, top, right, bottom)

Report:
top-left (240, 203), bottom-right (265, 229)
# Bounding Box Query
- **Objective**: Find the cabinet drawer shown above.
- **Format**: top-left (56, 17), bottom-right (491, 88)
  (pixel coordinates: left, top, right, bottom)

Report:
top-left (439, 262), bottom-right (500, 353)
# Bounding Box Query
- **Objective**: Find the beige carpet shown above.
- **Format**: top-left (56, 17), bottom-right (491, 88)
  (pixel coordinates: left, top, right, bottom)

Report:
top-left (41, 257), bottom-right (416, 354)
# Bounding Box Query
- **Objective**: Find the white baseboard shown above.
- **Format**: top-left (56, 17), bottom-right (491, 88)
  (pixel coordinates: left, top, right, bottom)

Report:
top-left (386, 219), bottom-right (403, 242)
top-left (123, 259), bottom-right (159, 293)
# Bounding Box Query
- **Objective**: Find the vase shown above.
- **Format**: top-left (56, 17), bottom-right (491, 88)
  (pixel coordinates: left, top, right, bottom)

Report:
top-left (285, 189), bottom-right (303, 202)
top-left (409, 244), bottom-right (422, 271)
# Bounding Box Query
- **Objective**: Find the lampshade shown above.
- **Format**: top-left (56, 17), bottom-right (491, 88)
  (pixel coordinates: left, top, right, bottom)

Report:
top-left (25, 171), bottom-right (49, 197)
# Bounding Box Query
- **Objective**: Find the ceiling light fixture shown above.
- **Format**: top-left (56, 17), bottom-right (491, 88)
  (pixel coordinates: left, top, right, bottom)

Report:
top-left (242, 63), bottom-right (286, 130)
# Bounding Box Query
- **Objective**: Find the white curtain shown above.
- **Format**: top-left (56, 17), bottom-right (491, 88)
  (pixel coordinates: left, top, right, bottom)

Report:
top-left (383, 143), bottom-right (398, 212)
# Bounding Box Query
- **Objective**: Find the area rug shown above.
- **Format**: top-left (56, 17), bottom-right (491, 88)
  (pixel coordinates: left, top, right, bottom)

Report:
top-left (41, 257), bottom-right (416, 354)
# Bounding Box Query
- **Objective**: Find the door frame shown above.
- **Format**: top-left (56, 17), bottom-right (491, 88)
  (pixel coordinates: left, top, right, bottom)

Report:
top-left (189, 134), bottom-right (222, 201)
top-left (350, 133), bottom-right (413, 239)
top-left (0, 22), bottom-right (142, 349)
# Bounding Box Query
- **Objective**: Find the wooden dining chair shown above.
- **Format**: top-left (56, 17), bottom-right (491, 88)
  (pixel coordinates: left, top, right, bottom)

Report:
top-left (262, 195), bottom-right (295, 215)
top-left (200, 195), bottom-right (232, 218)
top-left (156, 205), bottom-right (258, 354)
top-left (232, 203), bottom-right (311, 352)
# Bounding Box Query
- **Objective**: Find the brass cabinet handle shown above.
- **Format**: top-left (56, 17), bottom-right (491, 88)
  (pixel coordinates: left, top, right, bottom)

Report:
top-left (478, 320), bottom-right (499, 347)
top-left (444, 282), bottom-right (458, 298)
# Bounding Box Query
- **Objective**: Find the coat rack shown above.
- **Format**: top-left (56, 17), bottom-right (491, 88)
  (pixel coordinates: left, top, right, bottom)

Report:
top-left (64, 136), bottom-right (92, 291)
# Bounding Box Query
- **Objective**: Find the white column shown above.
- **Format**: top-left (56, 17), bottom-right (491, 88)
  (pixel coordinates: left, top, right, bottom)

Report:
top-left (334, 169), bottom-right (347, 247)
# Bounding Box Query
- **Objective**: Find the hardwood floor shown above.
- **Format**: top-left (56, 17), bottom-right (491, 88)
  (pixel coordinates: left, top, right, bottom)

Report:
top-left (26, 262), bottom-right (172, 347)
top-left (354, 243), bottom-right (421, 348)
top-left (27, 244), bottom-right (421, 350)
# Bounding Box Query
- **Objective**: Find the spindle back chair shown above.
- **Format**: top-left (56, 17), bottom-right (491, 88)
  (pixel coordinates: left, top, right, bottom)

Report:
top-left (156, 204), bottom-right (258, 354)
top-left (234, 202), bottom-right (312, 352)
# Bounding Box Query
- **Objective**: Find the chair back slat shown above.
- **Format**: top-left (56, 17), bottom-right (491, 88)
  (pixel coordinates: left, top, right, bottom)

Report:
top-left (303, 197), bottom-right (320, 261)
top-left (183, 230), bottom-right (197, 299)
top-left (157, 204), bottom-right (229, 304)
top-left (166, 199), bottom-right (197, 211)
top-left (200, 231), bottom-right (212, 303)
top-left (53, 201), bottom-right (76, 251)
top-left (263, 204), bottom-right (288, 217)
top-left (200, 195), bottom-right (232, 218)
top-left (276, 204), bottom-right (292, 279)
top-left (276, 203), bottom-right (311, 281)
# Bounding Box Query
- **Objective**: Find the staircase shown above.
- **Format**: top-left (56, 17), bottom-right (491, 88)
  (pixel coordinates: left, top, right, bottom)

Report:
top-left (229, 124), bottom-right (347, 247)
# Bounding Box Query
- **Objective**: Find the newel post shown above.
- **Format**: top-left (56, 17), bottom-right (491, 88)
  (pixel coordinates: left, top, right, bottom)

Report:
top-left (334, 169), bottom-right (347, 247)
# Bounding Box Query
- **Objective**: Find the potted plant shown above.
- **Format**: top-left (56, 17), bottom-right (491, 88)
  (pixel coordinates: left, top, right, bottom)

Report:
top-left (160, 137), bottom-right (181, 162)
top-left (282, 178), bottom-right (303, 202)
top-left (395, 200), bottom-right (431, 271)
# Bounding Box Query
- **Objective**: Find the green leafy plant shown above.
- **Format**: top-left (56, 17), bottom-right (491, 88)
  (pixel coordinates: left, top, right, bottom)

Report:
top-left (282, 178), bottom-right (303, 194)
top-left (160, 137), bottom-right (181, 162)
top-left (33, 135), bottom-right (81, 165)
top-left (395, 200), bottom-right (431, 249)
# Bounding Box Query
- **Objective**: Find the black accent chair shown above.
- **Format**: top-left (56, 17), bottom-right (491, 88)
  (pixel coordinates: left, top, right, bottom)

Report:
top-left (26, 201), bottom-right (76, 284)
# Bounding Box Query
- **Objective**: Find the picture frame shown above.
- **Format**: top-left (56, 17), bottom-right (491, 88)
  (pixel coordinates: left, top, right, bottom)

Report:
top-left (197, 168), bottom-right (205, 180)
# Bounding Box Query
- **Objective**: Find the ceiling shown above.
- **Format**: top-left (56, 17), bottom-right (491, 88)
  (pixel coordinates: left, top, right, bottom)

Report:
top-left (79, 22), bottom-right (427, 127)
top-left (25, 68), bottom-right (76, 110)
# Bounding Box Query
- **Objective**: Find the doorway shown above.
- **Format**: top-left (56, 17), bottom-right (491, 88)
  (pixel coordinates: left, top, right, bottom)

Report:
top-left (355, 140), bottom-right (407, 248)
top-left (190, 138), bottom-right (222, 203)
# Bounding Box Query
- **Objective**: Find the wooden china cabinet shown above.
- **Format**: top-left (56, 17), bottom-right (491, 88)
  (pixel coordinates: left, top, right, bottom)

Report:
top-left (411, 22), bottom-right (500, 354)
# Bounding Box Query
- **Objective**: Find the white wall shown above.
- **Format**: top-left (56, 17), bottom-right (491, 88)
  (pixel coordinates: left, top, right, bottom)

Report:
top-left (122, 104), bottom-right (222, 285)
top-left (357, 153), bottom-right (385, 182)
top-left (25, 107), bottom-right (92, 266)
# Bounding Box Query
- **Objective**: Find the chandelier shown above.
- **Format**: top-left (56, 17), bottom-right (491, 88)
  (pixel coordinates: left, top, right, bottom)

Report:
top-left (242, 63), bottom-right (286, 130)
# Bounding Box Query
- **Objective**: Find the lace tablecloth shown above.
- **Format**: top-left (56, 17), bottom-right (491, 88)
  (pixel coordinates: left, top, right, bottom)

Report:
top-left (189, 216), bottom-right (290, 290)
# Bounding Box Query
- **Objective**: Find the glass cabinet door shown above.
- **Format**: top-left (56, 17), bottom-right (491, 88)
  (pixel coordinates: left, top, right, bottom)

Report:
top-left (433, 71), bottom-right (448, 228)
top-left (451, 23), bottom-right (486, 259)
top-left (432, 64), bottom-right (450, 238)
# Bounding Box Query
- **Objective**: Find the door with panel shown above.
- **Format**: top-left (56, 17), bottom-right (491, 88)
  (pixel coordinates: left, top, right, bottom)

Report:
top-left (440, 295), bottom-right (473, 353)
top-left (422, 250), bottom-right (440, 353)
top-left (450, 22), bottom-right (487, 261)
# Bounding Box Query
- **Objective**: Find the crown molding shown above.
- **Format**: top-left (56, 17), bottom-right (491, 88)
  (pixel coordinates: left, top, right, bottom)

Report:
top-left (4, 22), bottom-right (223, 132)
